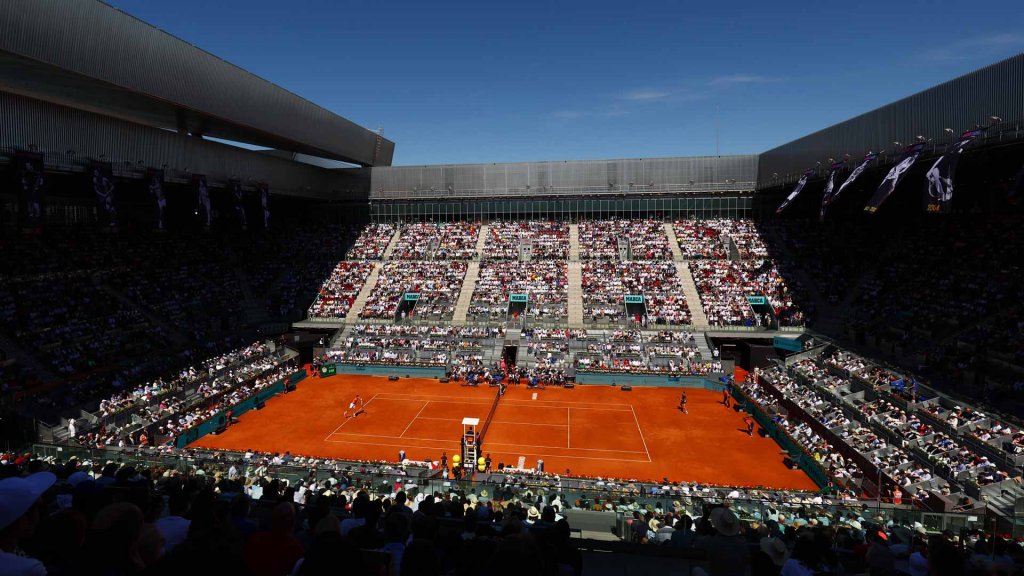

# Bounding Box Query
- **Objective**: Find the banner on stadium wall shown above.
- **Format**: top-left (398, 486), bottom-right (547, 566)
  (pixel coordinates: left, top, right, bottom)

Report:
top-left (775, 168), bottom-right (816, 214)
top-left (864, 143), bottom-right (927, 214)
top-left (831, 152), bottom-right (877, 208)
top-left (818, 161), bottom-right (846, 221)
top-left (193, 174), bottom-right (212, 229)
top-left (257, 182), bottom-right (270, 230)
top-left (924, 128), bottom-right (985, 214)
top-left (90, 160), bottom-right (117, 227)
top-left (230, 178), bottom-right (247, 230)
top-left (146, 168), bottom-right (166, 230)
top-left (15, 150), bottom-right (45, 230)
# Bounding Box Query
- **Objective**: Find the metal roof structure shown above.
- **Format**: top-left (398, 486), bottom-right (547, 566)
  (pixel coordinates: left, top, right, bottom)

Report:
top-left (0, 0), bottom-right (393, 167)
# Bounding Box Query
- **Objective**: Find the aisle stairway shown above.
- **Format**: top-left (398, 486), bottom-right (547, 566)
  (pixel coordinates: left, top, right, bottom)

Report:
top-left (452, 261), bottom-right (481, 323)
top-left (381, 226), bottom-right (402, 260)
top-left (567, 261), bottom-right (584, 328)
top-left (568, 224), bottom-right (580, 261)
top-left (343, 262), bottom-right (382, 323)
top-left (675, 262), bottom-right (708, 327)
top-left (475, 224), bottom-right (489, 259)
top-left (663, 223), bottom-right (684, 261)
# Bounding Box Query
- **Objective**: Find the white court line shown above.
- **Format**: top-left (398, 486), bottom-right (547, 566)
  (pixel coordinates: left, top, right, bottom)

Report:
top-left (567, 407), bottom-right (571, 449)
top-left (491, 450), bottom-right (650, 463)
top-left (372, 392), bottom-right (635, 410)
top-left (483, 441), bottom-right (647, 454)
top-left (629, 404), bottom-right (653, 463)
top-left (330, 431), bottom-right (456, 442)
top-left (400, 400), bottom-right (431, 438)
top-left (415, 417), bottom-right (566, 427)
top-left (324, 438), bottom-right (459, 450)
top-left (322, 393), bottom-right (379, 441)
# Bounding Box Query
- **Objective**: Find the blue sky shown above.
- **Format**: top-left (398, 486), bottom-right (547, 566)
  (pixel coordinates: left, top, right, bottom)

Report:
top-left (111, 0), bottom-right (1024, 166)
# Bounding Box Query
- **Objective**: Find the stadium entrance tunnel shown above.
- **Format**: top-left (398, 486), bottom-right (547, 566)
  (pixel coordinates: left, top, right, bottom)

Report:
top-left (395, 294), bottom-right (418, 321)
top-left (502, 344), bottom-right (518, 367)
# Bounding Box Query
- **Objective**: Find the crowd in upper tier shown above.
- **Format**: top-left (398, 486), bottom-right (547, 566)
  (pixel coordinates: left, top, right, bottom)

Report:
top-left (306, 261), bottom-right (374, 318)
top-left (482, 221), bottom-right (569, 260)
top-left (391, 222), bottom-right (480, 260)
top-left (581, 261), bottom-right (691, 325)
top-left (359, 261), bottom-right (468, 321)
top-left (690, 260), bottom-right (805, 327)
top-left (469, 261), bottom-right (568, 320)
top-left (578, 219), bottom-right (672, 260)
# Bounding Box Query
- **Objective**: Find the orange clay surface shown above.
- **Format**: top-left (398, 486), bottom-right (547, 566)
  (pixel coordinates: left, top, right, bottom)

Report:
top-left (191, 374), bottom-right (817, 490)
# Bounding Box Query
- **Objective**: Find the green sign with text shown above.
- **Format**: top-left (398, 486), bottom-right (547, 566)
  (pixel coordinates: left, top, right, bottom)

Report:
top-left (509, 293), bottom-right (529, 303)
top-left (746, 295), bottom-right (767, 305)
top-left (624, 295), bottom-right (645, 304)
top-left (402, 292), bottom-right (420, 302)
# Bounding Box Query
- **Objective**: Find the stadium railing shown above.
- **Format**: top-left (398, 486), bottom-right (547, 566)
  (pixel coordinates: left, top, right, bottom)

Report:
top-left (27, 441), bottom-right (989, 539)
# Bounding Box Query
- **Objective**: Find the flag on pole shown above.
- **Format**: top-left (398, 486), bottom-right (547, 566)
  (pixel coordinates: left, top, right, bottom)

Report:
top-left (924, 128), bottom-right (985, 214)
top-left (865, 142), bottom-right (927, 214)
top-left (818, 161), bottom-right (847, 221)
top-left (776, 168), bottom-right (816, 214)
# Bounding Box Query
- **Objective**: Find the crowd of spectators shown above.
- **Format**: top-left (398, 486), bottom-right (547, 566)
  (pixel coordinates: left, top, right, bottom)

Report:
top-left (572, 330), bottom-right (721, 375)
top-left (691, 260), bottom-right (805, 327)
top-left (346, 223), bottom-right (398, 260)
top-left (581, 261), bottom-right (691, 325)
top-left (391, 222), bottom-right (480, 260)
top-left (672, 219), bottom-right (730, 259)
top-left (469, 261), bottom-right (567, 320)
top-left (482, 221), bottom-right (568, 260)
top-left (578, 219), bottom-right (671, 260)
top-left (359, 261), bottom-right (468, 320)
top-left (306, 261), bottom-right (375, 318)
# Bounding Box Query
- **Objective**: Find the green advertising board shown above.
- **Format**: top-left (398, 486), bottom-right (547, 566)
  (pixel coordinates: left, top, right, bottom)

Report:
top-left (402, 292), bottom-right (420, 302)
top-left (773, 337), bottom-right (803, 353)
top-left (509, 293), bottom-right (529, 303)
top-left (624, 295), bottom-right (645, 304)
top-left (321, 364), bottom-right (337, 376)
top-left (746, 295), bottom-right (767, 305)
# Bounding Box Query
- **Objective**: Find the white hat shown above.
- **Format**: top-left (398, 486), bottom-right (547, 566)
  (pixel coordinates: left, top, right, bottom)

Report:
top-left (0, 472), bottom-right (56, 529)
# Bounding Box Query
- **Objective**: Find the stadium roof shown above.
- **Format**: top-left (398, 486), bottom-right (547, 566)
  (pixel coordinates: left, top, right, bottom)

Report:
top-left (0, 0), bottom-right (394, 167)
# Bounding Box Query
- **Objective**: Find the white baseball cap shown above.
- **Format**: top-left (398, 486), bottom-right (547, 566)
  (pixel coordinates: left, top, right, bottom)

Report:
top-left (0, 472), bottom-right (56, 529)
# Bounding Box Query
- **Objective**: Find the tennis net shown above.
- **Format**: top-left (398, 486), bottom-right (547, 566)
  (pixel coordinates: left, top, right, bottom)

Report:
top-left (477, 388), bottom-right (502, 446)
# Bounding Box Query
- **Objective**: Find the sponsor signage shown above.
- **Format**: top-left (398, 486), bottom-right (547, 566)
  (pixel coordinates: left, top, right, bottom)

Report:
top-left (624, 295), bottom-right (645, 304)
top-left (509, 293), bottom-right (529, 303)
top-left (773, 337), bottom-right (803, 353)
top-left (746, 296), bottom-right (767, 305)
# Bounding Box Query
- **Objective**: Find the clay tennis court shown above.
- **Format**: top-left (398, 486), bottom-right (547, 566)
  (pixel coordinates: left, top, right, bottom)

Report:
top-left (191, 374), bottom-right (816, 490)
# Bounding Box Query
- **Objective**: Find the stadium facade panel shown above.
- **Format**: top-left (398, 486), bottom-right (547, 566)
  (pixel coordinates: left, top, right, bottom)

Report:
top-left (758, 53), bottom-right (1024, 186)
top-left (369, 155), bottom-right (758, 199)
top-left (0, 92), bottom-right (362, 198)
top-left (0, 0), bottom-right (393, 166)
